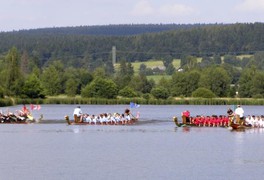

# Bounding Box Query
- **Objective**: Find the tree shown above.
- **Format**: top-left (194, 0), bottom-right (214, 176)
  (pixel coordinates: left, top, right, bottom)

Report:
top-left (151, 87), bottom-right (170, 99)
top-left (139, 63), bottom-right (147, 75)
top-left (41, 65), bottom-right (61, 95)
top-left (162, 55), bottom-right (173, 68)
top-left (223, 55), bottom-right (240, 66)
top-left (186, 71), bottom-right (201, 96)
top-left (253, 51), bottom-right (264, 70)
top-left (20, 50), bottom-right (30, 75)
top-left (65, 78), bottom-right (78, 97)
top-left (165, 63), bottom-right (175, 75)
top-left (192, 88), bottom-right (216, 98)
top-left (127, 62), bottom-right (134, 76)
top-left (181, 55), bottom-right (197, 70)
top-left (200, 56), bottom-right (213, 68)
top-left (251, 71), bottom-right (264, 97)
top-left (22, 74), bottom-right (45, 98)
top-left (115, 60), bottom-right (133, 88)
top-left (3, 47), bottom-right (24, 95)
top-left (170, 72), bottom-right (188, 97)
top-left (170, 71), bottom-right (200, 97)
top-left (105, 60), bottom-right (115, 75)
top-left (238, 68), bottom-right (255, 97)
top-left (81, 77), bottom-right (118, 98)
top-left (118, 86), bottom-right (138, 98)
top-left (93, 67), bottom-right (106, 78)
top-left (129, 74), bottom-right (154, 94)
top-left (213, 54), bottom-right (222, 64)
top-left (78, 68), bottom-right (93, 93)
top-left (199, 67), bottom-right (231, 97)
top-left (0, 86), bottom-right (4, 98)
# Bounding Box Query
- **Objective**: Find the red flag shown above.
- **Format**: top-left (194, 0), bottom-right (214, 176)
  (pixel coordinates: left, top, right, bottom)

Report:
top-left (30, 104), bottom-right (41, 111)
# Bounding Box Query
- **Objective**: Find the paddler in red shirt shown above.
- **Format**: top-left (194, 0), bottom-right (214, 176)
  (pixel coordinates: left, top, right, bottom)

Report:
top-left (181, 110), bottom-right (190, 124)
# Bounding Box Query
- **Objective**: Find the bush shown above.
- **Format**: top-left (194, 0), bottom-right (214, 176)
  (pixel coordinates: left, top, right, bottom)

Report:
top-left (151, 87), bottom-right (170, 99)
top-left (81, 78), bottom-right (118, 99)
top-left (192, 88), bottom-right (216, 98)
top-left (118, 86), bottom-right (138, 98)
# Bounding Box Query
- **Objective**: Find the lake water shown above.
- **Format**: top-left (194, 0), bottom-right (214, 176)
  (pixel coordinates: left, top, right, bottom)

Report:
top-left (0, 105), bottom-right (263, 180)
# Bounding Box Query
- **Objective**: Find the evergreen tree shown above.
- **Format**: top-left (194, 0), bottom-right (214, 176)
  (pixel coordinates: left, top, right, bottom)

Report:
top-left (4, 47), bottom-right (24, 96)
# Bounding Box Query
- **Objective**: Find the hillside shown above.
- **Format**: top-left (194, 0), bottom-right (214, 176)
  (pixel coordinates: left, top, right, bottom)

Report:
top-left (7, 24), bottom-right (208, 36)
top-left (0, 23), bottom-right (264, 69)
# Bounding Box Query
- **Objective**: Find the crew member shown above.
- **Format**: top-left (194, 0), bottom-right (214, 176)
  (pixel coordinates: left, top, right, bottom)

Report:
top-left (235, 105), bottom-right (244, 125)
top-left (227, 108), bottom-right (234, 126)
top-left (182, 110), bottom-right (190, 124)
top-left (73, 106), bottom-right (82, 123)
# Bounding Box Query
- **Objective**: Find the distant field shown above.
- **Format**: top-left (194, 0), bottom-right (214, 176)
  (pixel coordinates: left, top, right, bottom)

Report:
top-left (146, 75), bottom-right (172, 83)
top-left (114, 54), bottom-right (253, 79)
top-left (236, 54), bottom-right (253, 59)
top-left (115, 59), bottom-right (181, 73)
top-left (132, 60), bottom-right (164, 73)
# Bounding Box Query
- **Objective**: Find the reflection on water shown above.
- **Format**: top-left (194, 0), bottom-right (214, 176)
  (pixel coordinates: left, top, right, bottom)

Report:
top-left (233, 130), bottom-right (244, 165)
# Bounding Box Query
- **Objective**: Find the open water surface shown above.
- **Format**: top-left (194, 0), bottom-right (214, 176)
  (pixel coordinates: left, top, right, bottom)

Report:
top-left (0, 105), bottom-right (263, 180)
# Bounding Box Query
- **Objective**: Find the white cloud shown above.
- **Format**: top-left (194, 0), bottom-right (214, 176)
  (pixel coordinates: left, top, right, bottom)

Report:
top-left (235, 0), bottom-right (264, 12)
top-left (131, 1), bottom-right (194, 17)
top-left (131, 0), bottom-right (154, 16)
top-left (159, 3), bottom-right (194, 16)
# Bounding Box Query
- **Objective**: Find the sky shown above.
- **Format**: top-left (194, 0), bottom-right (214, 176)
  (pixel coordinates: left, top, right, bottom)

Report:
top-left (0, 0), bottom-right (264, 32)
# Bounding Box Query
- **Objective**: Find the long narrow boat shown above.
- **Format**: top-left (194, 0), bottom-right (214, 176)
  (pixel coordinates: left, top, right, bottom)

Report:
top-left (173, 116), bottom-right (264, 131)
top-left (173, 116), bottom-right (229, 127)
top-left (230, 123), bottom-right (252, 130)
top-left (65, 115), bottom-right (138, 125)
top-left (0, 114), bottom-right (43, 124)
top-left (173, 117), bottom-right (196, 127)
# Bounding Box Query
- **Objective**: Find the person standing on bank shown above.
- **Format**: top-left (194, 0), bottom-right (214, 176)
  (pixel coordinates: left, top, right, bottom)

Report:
top-left (235, 105), bottom-right (244, 125)
top-left (73, 106), bottom-right (82, 123)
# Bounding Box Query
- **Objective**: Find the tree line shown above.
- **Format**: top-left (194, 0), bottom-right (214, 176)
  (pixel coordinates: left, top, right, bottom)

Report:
top-left (0, 23), bottom-right (264, 70)
top-left (0, 47), bottom-right (263, 100)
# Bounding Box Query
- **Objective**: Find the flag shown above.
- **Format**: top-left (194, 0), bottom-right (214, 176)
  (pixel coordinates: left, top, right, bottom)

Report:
top-left (130, 102), bottom-right (140, 108)
top-left (30, 104), bottom-right (41, 111)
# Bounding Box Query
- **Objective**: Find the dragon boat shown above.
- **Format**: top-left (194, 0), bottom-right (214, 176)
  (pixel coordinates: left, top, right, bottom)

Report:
top-left (173, 115), bottom-right (264, 131)
top-left (65, 115), bottom-right (139, 126)
top-left (230, 123), bottom-right (252, 130)
top-left (0, 114), bottom-right (43, 124)
top-left (173, 116), bottom-right (229, 128)
top-left (173, 117), bottom-right (197, 127)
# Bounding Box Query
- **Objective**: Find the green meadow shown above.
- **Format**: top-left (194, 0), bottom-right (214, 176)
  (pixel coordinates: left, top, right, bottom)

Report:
top-left (115, 59), bottom-right (181, 83)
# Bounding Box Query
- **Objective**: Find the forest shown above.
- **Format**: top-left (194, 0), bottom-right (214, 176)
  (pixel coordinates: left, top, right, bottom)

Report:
top-left (0, 23), bottom-right (264, 101)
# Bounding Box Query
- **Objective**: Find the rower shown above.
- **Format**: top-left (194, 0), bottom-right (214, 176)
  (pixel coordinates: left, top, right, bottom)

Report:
top-left (181, 110), bottom-right (190, 124)
top-left (234, 105), bottom-right (244, 125)
top-left (73, 106), bottom-right (82, 123)
top-left (227, 107), bottom-right (234, 126)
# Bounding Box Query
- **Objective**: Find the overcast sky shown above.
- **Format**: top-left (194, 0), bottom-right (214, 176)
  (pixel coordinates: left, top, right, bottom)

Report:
top-left (1, 0), bottom-right (264, 32)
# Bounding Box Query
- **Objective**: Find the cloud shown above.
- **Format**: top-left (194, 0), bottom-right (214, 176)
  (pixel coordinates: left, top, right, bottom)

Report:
top-left (235, 0), bottom-right (264, 12)
top-left (159, 3), bottom-right (194, 16)
top-left (131, 0), bottom-right (154, 16)
top-left (131, 0), bottom-right (194, 17)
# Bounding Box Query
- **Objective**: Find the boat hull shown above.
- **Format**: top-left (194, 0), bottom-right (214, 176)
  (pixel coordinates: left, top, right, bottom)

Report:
top-left (65, 115), bottom-right (138, 125)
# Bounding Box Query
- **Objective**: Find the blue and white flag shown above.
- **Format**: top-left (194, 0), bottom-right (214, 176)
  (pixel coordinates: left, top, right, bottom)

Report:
top-left (130, 102), bottom-right (140, 108)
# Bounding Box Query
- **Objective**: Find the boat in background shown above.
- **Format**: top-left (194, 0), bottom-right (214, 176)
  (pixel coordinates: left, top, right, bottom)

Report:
top-left (173, 115), bottom-right (229, 127)
top-left (65, 115), bottom-right (138, 125)
top-left (0, 113), bottom-right (43, 124)
top-left (173, 117), bottom-right (196, 127)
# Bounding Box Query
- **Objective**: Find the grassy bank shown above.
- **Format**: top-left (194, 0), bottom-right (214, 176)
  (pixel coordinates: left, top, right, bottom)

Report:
top-left (1, 97), bottom-right (264, 106)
